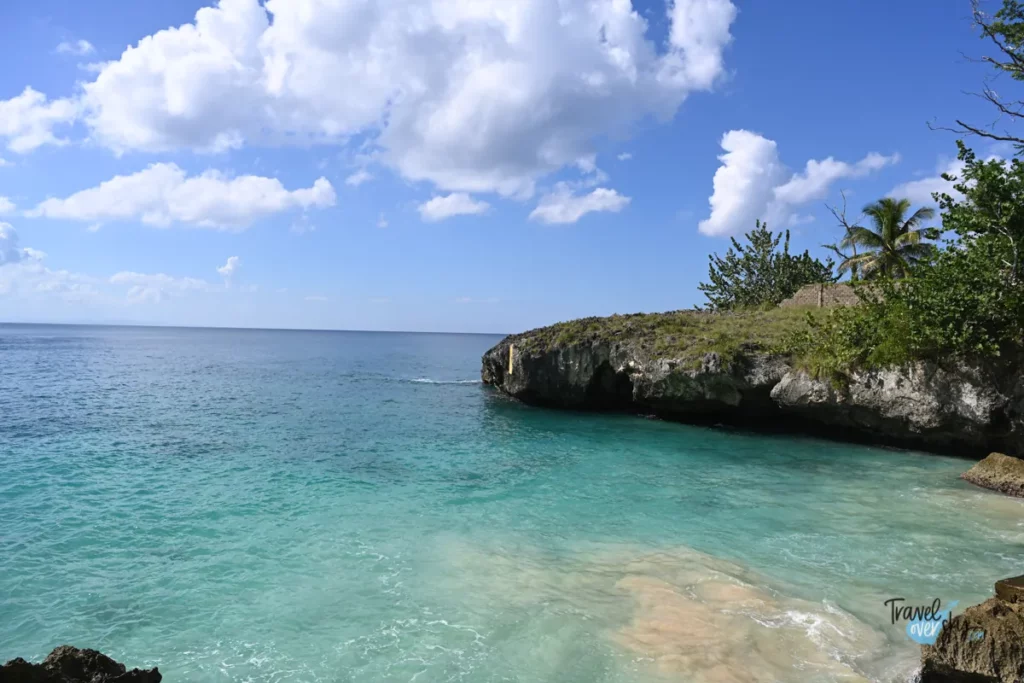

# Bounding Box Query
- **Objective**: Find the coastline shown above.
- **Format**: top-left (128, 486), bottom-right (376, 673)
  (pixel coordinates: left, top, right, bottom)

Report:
top-left (480, 312), bottom-right (1024, 460)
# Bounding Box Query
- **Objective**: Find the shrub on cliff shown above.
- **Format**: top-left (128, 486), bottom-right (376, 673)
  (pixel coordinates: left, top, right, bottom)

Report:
top-left (789, 143), bottom-right (1024, 377)
top-left (698, 221), bottom-right (836, 312)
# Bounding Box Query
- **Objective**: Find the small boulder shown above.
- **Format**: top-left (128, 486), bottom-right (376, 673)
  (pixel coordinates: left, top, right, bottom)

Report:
top-left (0, 646), bottom-right (160, 683)
top-left (962, 453), bottom-right (1024, 497)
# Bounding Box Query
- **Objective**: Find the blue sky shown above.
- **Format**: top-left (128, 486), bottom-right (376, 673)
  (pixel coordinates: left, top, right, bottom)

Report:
top-left (0, 0), bottom-right (1006, 332)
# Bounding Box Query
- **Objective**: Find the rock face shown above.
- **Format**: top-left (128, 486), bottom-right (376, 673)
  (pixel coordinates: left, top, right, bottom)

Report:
top-left (0, 646), bottom-right (161, 683)
top-left (962, 453), bottom-right (1024, 497)
top-left (920, 577), bottom-right (1024, 683)
top-left (481, 337), bottom-right (1024, 458)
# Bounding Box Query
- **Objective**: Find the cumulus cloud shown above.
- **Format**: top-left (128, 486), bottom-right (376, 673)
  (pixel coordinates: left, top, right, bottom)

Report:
top-left (890, 159), bottom-right (967, 206)
top-left (418, 193), bottom-right (490, 222)
top-left (28, 163), bottom-right (336, 230)
top-left (618, 153), bottom-right (633, 161)
top-left (15, 0), bottom-right (737, 195)
top-left (0, 158), bottom-right (13, 167)
top-left (345, 169), bottom-right (373, 187)
top-left (217, 256), bottom-right (240, 278)
top-left (529, 185), bottom-right (631, 224)
top-left (56, 40), bottom-right (95, 56)
top-left (0, 197), bottom-right (15, 215)
top-left (109, 271), bottom-right (208, 303)
top-left (774, 152), bottom-right (899, 205)
top-left (698, 130), bottom-right (898, 237)
top-left (0, 87), bottom-right (79, 153)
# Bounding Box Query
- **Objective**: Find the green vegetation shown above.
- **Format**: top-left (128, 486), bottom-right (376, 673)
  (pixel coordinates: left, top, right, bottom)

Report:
top-left (697, 222), bottom-right (835, 312)
top-left (790, 144), bottom-right (1024, 378)
top-left (787, 1), bottom-right (1024, 379)
top-left (511, 306), bottom-right (814, 368)
top-left (836, 198), bottom-right (937, 279)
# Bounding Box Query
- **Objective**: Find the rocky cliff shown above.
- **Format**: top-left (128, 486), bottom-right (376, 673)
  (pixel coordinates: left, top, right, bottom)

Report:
top-left (481, 311), bottom-right (1024, 458)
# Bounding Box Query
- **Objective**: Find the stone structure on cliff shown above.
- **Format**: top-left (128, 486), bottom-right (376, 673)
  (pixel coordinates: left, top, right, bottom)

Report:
top-left (481, 313), bottom-right (1024, 459)
top-left (778, 282), bottom-right (862, 308)
top-left (0, 646), bottom-right (161, 683)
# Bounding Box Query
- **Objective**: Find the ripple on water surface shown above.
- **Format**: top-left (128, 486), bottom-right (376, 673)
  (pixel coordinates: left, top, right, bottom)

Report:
top-left (1, 325), bottom-right (1022, 682)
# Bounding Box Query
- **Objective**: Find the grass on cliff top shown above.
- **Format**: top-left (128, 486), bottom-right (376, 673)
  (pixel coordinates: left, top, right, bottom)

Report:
top-left (509, 306), bottom-right (815, 365)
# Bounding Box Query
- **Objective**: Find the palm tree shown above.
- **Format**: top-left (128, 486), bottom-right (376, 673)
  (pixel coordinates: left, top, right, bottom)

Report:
top-left (837, 198), bottom-right (937, 279)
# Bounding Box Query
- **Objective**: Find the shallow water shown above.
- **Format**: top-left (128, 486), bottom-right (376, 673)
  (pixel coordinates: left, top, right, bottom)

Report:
top-left (1, 325), bottom-right (1021, 682)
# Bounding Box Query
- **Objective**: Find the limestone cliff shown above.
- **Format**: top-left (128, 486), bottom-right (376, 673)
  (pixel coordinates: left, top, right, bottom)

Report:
top-left (481, 311), bottom-right (1023, 458)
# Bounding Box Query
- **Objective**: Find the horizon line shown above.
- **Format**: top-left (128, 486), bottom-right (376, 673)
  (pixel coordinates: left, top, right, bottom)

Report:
top-left (0, 320), bottom-right (509, 336)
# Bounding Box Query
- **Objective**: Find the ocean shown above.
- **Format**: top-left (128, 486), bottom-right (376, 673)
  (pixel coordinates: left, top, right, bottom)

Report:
top-left (1, 324), bottom-right (1021, 682)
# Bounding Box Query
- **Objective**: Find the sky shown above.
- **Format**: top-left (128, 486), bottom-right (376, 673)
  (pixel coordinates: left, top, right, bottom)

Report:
top-left (0, 0), bottom-right (1009, 333)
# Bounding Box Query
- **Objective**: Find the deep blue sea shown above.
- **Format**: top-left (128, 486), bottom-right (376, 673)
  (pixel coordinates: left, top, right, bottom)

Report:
top-left (1, 325), bottom-right (1022, 682)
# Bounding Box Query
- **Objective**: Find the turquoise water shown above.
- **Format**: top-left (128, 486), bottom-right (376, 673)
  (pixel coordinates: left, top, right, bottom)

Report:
top-left (1, 325), bottom-right (1022, 682)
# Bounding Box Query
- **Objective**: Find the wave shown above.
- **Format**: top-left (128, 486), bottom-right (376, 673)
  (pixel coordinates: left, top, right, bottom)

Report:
top-left (406, 378), bottom-right (482, 385)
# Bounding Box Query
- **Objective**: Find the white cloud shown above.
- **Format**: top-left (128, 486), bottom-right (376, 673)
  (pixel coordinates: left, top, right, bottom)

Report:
top-left (26, 0), bottom-right (737, 196)
top-left (109, 271), bottom-right (208, 303)
top-left (418, 193), bottom-right (490, 222)
top-left (0, 223), bottom-right (27, 265)
top-left (217, 256), bottom-right (240, 278)
top-left (665, 0), bottom-right (737, 89)
top-left (0, 223), bottom-right (96, 300)
top-left (29, 163), bottom-right (336, 230)
top-left (0, 197), bottom-right (15, 215)
top-left (890, 159), bottom-right (966, 206)
top-left (530, 185), bottom-right (631, 224)
top-left (345, 169), bottom-right (373, 187)
top-left (0, 158), bottom-right (12, 167)
top-left (56, 40), bottom-right (95, 56)
top-left (305, 295), bottom-right (328, 302)
top-left (774, 152), bottom-right (899, 205)
top-left (699, 130), bottom-right (898, 237)
top-left (376, 213), bottom-right (388, 229)
top-left (698, 131), bottom-right (786, 237)
top-left (0, 87), bottom-right (79, 153)
top-left (618, 153), bottom-right (633, 161)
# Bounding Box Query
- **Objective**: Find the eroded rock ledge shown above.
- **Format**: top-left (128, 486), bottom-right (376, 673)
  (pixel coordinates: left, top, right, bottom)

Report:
top-left (481, 314), bottom-right (1023, 458)
top-left (0, 646), bottom-right (161, 683)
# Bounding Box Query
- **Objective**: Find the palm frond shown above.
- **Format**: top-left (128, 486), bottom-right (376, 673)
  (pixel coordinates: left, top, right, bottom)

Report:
top-left (838, 252), bottom-right (880, 274)
top-left (839, 226), bottom-right (886, 249)
top-left (893, 230), bottom-right (923, 247)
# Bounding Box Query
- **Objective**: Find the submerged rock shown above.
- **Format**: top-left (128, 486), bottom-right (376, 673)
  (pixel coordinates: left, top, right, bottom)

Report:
top-left (481, 313), bottom-right (1023, 458)
top-left (920, 578), bottom-right (1024, 683)
top-left (962, 453), bottom-right (1024, 497)
top-left (0, 646), bottom-right (161, 683)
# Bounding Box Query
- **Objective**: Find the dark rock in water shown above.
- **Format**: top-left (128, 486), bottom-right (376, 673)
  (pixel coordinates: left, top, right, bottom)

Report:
top-left (481, 321), bottom-right (1024, 458)
top-left (962, 453), bottom-right (1024, 497)
top-left (0, 646), bottom-right (161, 683)
top-left (920, 587), bottom-right (1024, 683)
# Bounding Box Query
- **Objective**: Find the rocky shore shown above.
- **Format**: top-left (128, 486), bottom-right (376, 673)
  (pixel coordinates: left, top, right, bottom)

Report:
top-left (481, 311), bottom-right (1024, 459)
top-left (920, 576), bottom-right (1024, 682)
top-left (0, 646), bottom-right (161, 682)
